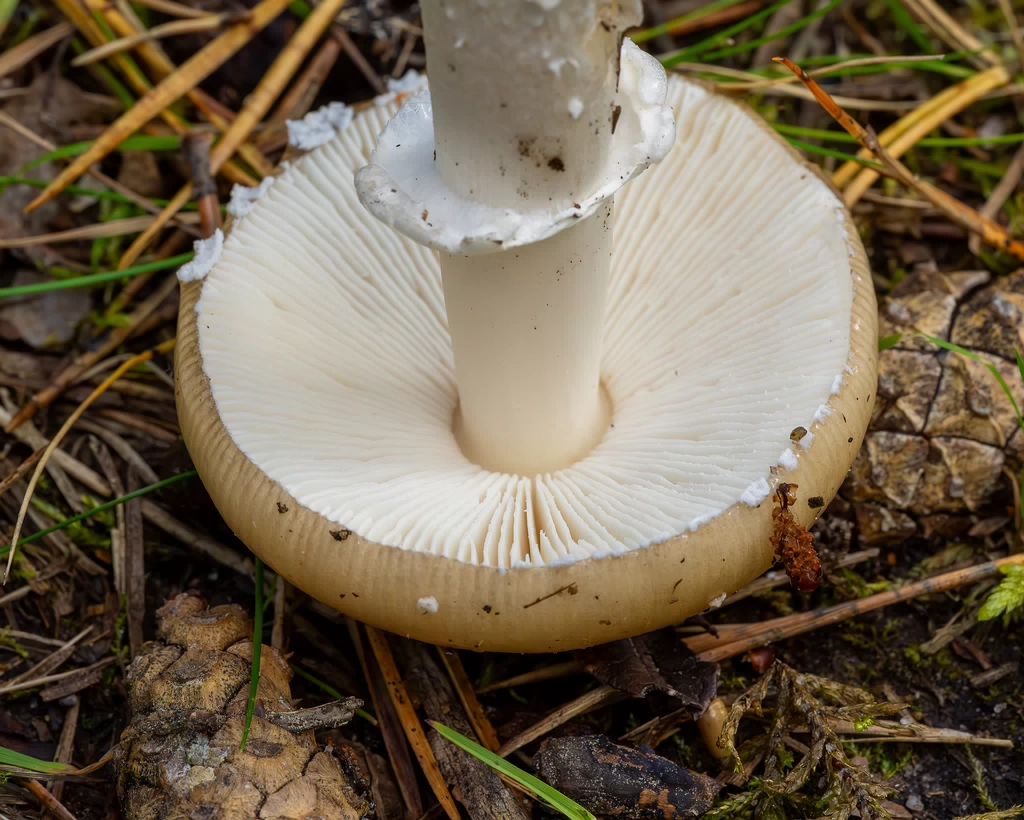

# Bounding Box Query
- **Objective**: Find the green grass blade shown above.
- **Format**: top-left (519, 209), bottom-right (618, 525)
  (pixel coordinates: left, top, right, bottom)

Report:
top-left (0, 471), bottom-right (198, 558)
top-left (0, 253), bottom-right (193, 300)
top-left (662, 0), bottom-right (796, 67)
top-left (241, 558), bottom-right (265, 751)
top-left (0, 0), bottom-right (18, 38)
top-left (881, 0), bottom-right (936, 53)
top-left (632, 0), bottom-right (753, 44)
top-left (699, 0), bottom-right (845, 62)
top-left (786, 138), bottom-right (884, 168)
top-left (430, 722), bottom-right (597, 820)
top-left (22, 136), bottom-right (183, 172)
top-left (879, 334), bottom-right (904, 351)
top-left (1016, 349), bottom-right (1024, 386)
top-left (775, 123), bottom-right (1024, 147)
top-left (0, 746), bottom-right (71, 774)
top-left (0, 176), bottom-right (201, 209)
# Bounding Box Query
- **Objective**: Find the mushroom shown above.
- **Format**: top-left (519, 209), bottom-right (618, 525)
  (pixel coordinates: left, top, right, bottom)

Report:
top-left (175, 0), bottom-right (877, 653)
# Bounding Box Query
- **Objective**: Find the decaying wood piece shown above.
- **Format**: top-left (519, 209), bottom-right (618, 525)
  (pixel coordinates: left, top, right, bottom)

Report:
top-left (535, 735), bottom-right (720, 819)
top-left (115, 592), bottom-right (373, 820)
top-left (842, 269), bottom-right (1024, 543)
top-left (391, 638), bottom-right (529, 820)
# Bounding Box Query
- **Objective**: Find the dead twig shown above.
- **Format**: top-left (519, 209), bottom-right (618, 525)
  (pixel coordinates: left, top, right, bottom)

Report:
top-left (0, 23), bottom-right (74, 81)
top-left (688, 552), bottom-right (1024, 662)
top-left (49, 695), bottom-right (80, 800)
top-left (365, 625), bottom-right (460, 820)
top-left (438, 648), bottom-right (502, 752)
top-left (21, 778), bottom-right (80, 820)
top-left (71, 13), bottom-right (250, 66)
top-left (347, 621), bottom-right (424, 820)
top-left (186, 132), bottom-right (222, 236)
top-left (496, 685), bottom-right (620, 758)
top-left (970, 141), bottom-right (1024, 256)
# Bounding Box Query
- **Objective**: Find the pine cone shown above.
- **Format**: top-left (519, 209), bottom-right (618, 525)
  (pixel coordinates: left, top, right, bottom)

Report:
top-left (115, 592), bottom-right (373, 820)
top-left (841, 268), bottom-right (1024, 543)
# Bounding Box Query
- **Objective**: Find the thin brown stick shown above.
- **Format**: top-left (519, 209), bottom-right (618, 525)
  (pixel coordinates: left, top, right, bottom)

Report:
top-left (266, 35), bottom-right (342, 127)
top-left (664, 0), bottom-right (762, 38)
top-left (5, 340), bottom-right (176, 581)
top-left (0, 446), bottom-right (46, 500)
top-left (186, 132), bottom-right (222, 236)
top-left (774, 57), bottom-right (1024, 261)
top-left (71, 13), bottom-right (248, 66)
top-left (969, 141), bottom-right (1024, 256)
top-left (49, 695), bottom-right (80, 800)
top-left (496, 685), bottom-right (619, 758)
top-left (11, 627), bottom-right (93, 685)
top-left (477, 660), bottom-right (585, 693)
top-left (21, 778), bottom-right (80, 820)
top-left (0, 213), bottom-right (200, 249)
top-left (271, 577), bottom-right (287, 652)
top-left (124, 468), bottom-right (145, 658)
top-left (365, 626), bottom-right (460, 820)
top-left (332, 23), bottom-right (385, 94)
top-left (437, 648), bottom-right (502, 752)
top-left (0, 23), bottom-right (74, 81)
top-left (0, 658), bottom-right (115, 697)
top-left (689, 552), bottom-right (1024, 662)
top-left (347, 621), bottom-right (424, 820)
top-left (127, 0), bottom-right (208, 17)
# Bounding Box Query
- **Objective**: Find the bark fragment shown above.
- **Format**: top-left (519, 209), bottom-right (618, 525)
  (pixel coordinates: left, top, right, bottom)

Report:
top-left (535, 735), bottom-right (720, 819)
top-left (842, 268), bottom-right (1024, 542)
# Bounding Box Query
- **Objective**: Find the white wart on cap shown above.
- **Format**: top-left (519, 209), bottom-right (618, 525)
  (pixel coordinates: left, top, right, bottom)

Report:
top-left (175, 70), bottom-right (877, 652)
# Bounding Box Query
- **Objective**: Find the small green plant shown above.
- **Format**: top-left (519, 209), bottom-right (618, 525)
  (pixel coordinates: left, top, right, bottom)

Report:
top-left (978, 565), bottom-right (1024, 627)
top-left (718, 663), bottom-right (905, 820)
top-left (430, 721), bottom-right (597, 820)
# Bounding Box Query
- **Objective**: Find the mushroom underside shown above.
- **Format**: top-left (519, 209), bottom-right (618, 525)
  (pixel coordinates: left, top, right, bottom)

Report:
top-left (176, 75), bottom-right (877, 652)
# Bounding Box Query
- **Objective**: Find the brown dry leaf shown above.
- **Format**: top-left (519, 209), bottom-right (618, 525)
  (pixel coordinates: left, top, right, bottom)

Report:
top-left (0, 271), bottom-right (91, 349)
top-left (0, 75), bottom-right (112, 248)
top-left (574, 627), bottom-right (719, 714)
top-left (535, 735), bottom-right (720, 820)
top-left (117, 150), bottom-right (165, 199)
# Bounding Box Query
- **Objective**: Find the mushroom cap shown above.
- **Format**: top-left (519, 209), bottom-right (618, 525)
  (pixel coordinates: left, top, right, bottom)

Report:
top-left (175, 75), bottom-right (877, 653)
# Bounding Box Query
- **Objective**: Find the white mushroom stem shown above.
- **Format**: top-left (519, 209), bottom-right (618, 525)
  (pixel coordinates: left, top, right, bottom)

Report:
top-left (446, 201), bottom-right (613, 475)
top-left (422, 0), bottom-right (632, 208)
top-left (422, 0), bottom-right (639, 474)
